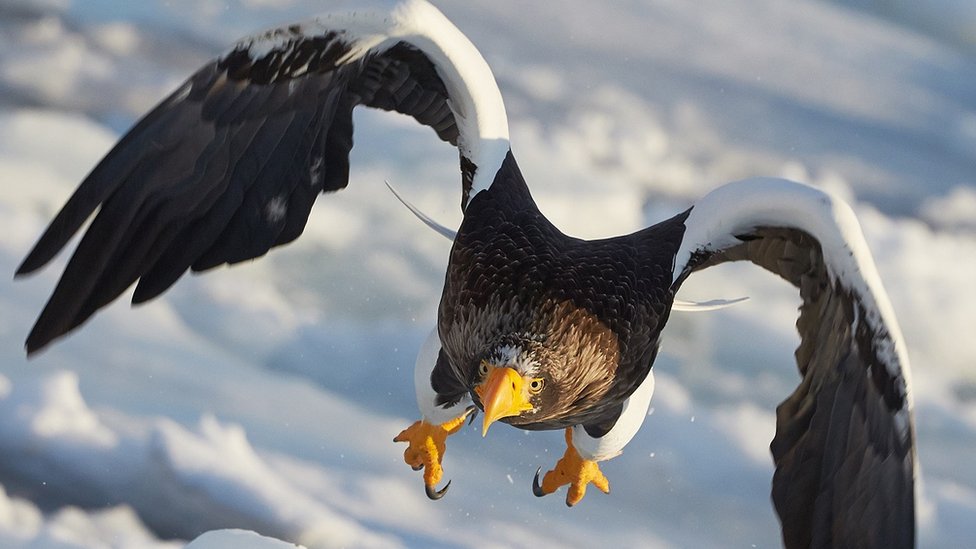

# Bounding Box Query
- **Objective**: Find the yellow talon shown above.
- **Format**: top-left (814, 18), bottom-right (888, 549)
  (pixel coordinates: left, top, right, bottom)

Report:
top-left (394, 410), bottom-right (471, 499)
top-left (533, 428), bottom-right (610, 506)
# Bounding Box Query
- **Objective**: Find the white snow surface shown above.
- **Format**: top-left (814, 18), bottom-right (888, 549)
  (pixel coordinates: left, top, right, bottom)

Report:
top-left (185, 529), bottom-right (307, 549)
top-left (1, 1), bottom-right (975, 548)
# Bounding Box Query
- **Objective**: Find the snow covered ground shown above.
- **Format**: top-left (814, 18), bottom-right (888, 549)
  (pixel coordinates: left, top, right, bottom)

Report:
top-left (1, 0), bottom-right (975, 547)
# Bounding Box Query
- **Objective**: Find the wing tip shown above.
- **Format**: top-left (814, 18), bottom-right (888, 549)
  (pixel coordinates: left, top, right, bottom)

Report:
top-left (16, 246), bottom-right (51, 277)
top-left (24, 328), bottom-right (52, 358)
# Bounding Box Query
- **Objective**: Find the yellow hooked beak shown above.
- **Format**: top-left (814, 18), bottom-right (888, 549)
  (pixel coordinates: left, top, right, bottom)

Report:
top-left (475, 366), bottom-right (534, 437)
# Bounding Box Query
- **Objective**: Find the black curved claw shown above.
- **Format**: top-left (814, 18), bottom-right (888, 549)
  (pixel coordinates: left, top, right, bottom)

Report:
top-left (412, 463), bottom-right (424, 471)
top-left (465, 405), bottom-right (479, 426)
top-left (425, 479), bottom-right (451, 500)
top-left (532, 466), bottom-right (546, 497)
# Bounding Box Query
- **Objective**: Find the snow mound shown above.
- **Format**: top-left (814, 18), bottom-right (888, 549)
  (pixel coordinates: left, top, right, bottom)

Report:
top-left (0, 371), bottom-right (397, 548)
top-left (186, 529), bottom-right (306, 549)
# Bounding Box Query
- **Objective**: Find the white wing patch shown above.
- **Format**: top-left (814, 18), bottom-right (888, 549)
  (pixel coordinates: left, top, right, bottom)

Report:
top-left (240, 0), bottom-right (511, 199)
top-left (674, 177), bottom-right (913, 434)
top-left (572, 370), bottom-right (655, 462)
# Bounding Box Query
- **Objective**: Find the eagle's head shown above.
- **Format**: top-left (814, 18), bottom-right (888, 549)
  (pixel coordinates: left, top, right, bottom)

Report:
top-left (460, 302), bottom-right (623, 434)
top-left (469, 334), bottom-right (563, 435)
top-left (468, 335), bottom-right (610, 434)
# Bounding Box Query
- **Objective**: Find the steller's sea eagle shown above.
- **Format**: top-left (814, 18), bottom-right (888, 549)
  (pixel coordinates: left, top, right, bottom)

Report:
top-left (16, 1), bottom-right (915, 547)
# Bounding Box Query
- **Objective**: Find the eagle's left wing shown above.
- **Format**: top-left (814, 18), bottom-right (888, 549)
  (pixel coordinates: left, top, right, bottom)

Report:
top-left (671, 178), bottom-right (916, 549)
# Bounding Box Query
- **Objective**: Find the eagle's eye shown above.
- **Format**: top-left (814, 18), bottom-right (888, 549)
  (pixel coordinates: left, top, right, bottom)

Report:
top-left (528, 378), bottom-right (545, 394)
top-left (478, 360), bottom-right (489, 377)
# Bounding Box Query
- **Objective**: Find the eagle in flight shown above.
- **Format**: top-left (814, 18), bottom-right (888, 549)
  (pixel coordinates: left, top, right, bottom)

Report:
top-left (17, 1), bottom-right (915, 547)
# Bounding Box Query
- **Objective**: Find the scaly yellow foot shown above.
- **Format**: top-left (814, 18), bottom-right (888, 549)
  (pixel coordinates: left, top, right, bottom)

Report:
top-left (393, 408), bottom-right (473, 500)
top-left (533, 428), bottom-right (610, 506)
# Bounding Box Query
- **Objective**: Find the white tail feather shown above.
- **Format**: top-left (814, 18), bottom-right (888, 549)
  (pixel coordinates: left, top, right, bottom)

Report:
top-left (385, 180), bottom-right (458, 240)
top-left (672, 296), bottom-right (749, 312)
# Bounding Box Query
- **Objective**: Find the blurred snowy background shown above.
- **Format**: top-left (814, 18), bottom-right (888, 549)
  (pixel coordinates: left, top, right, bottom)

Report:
top-left (1, 0), bottom-right (975, 547)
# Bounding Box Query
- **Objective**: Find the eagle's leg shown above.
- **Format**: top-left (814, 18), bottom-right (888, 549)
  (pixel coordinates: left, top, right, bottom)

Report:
top-left (394, 408), bottom-right (474, 499)
top-left (395, 328), bottom-right (474, 499)
top-left (533, 428), bottom-right (610, 506)
top-left (533, 370), bottom-right (656, 506)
